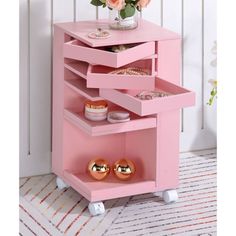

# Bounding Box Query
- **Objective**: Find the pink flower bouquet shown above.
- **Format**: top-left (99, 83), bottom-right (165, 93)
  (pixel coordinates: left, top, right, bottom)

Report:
top-left (90, 0), bottom-right (151, 19)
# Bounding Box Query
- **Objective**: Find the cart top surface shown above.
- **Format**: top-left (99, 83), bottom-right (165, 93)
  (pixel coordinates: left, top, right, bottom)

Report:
top-left (55, 19), bottom-right (181, 47)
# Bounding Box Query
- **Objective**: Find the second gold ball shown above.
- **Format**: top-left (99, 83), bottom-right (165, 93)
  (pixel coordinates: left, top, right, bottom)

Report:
top-left (113, 159), bottom-right (136, 180)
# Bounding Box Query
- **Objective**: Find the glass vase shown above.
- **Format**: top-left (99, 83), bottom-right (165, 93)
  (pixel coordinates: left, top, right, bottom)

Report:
top-left (109, 9), bottom-right (138, 30)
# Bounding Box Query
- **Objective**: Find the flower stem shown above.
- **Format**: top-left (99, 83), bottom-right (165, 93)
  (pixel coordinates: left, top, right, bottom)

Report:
top-left (207, 87), bottom-right (217, 106)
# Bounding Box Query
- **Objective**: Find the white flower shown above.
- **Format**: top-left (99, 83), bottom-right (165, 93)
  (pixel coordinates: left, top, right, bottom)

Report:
top-left (208, 79), bottom-right (217, 88)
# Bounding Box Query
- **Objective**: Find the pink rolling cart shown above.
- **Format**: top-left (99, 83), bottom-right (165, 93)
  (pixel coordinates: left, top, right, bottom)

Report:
top-left (52, 19), bottom-right (195, 216)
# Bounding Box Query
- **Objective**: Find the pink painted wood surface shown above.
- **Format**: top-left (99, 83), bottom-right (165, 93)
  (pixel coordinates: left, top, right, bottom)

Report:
top-left (62, 118), bottom-right (159, 202)
top-left (63, 120), bottom-right (125, 175)
top-left (64, 40), bottom-right (155, 68)
top-left (64, 171), bottom-right (156, 202)
top-left (155, 40), bottom-right (181, 190)
top-left (64, 58), bottom-right (156, 90)
top-left (100, 78), bottom-right (195, 116)
top-left (64, 60), bottom-right (89, 79)
top-left (86, 59), bottom-right (156, 89)
top-left (64, 83), bottom-right (86, 114)
top-left (55, 19), bottom-right (180, 47)
top-left (155, 111), bottom-right (180, 190)
top-left (125, 129), bottom-right (157, 181)
top-left (64, 109), bottom-right (157, 136)
top-left (157, 39), bottom-right (181, 85)
top-left (64, 79), bottom-right (102, 101)
top-left (87, 74), bottom-right (155, 90)
top-left (52, 26), bottom-right (69, 177)
top-left (52, 21), bottom-right (195, 202)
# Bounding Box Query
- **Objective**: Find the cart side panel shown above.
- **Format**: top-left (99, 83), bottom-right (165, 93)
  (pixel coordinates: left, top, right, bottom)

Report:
top-left (52, 27), bottom-right (71, 176)
top-left (156, 39), bottom-right (181, 190)
top-left (156, 111), bottom-right (180, 190)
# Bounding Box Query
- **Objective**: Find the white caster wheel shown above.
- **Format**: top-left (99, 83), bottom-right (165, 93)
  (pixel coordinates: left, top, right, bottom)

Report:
top-left (88, 202), bottom-right (105, 216)
top-left (163, 190), bottom-right (178, 204)
top-left (56, 177), bottom-right (69, 190)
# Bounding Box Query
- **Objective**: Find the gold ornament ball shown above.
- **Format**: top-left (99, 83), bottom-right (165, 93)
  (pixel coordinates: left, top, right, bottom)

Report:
top-left (113, 159), bottom-right (136, 180)
top-left (87, 159), bottom-right (110, 181)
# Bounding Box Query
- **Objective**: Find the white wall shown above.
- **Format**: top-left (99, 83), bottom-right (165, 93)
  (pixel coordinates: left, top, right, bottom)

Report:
top-left (20, 0), bottom-right (217, 177)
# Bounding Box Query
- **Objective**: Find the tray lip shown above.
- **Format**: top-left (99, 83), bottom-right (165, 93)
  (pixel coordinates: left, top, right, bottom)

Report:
top-left (64, 39), bottom-right (155, 68)
top-left (64, 39), bottom-right (155, 56)
top-left (87, 64), bottom-right (156, 80)
top-left (64, 61), bottom-right (156, 90)
top-left (86, 58), bottom-right (157, 91)
top-left (87, 56), bottom-right (156, 75)
top-left (86, 77), bottom-right (156, 90)
top-left (100, 77), bottom-right (194, 103)
top-left (99, 77), bottom-right (195, 116)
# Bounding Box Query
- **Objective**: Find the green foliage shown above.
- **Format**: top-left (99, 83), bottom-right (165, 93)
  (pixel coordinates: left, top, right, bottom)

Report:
top-left (120, 4), bottom-right (136, 19)
top-left (90, 0), bottom-right (104, 7)
top-left (207, 88), bottom-right (217, 106)
top-left (90, 0), bottom-right (140, 19)
top-left (126, 0), bottom-right (138, 4)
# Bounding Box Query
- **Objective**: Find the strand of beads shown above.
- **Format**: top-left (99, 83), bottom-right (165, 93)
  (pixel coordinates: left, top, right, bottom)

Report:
top-left (109, 67), bottom-right (149, 76)
top-left (135, 91), bottom-right (170, 100)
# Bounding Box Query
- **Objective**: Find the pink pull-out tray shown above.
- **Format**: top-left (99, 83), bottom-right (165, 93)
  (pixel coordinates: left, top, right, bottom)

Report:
top-left (64, 39), bottom-right (155, 68)
top-left (100, 78), bottom-right (195, 116)
top-left (65, 58), bottom-right (157, 90)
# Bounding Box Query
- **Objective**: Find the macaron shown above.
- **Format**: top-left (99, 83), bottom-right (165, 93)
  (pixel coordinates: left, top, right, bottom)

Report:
top-left (85, 100), bottom-right (108, 110)
top-left (84, 100), bottom-right (108, 121)
top-left (85, 112), bottom-right (107, 121)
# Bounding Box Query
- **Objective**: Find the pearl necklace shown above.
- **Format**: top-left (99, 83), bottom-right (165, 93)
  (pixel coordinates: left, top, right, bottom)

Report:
top-left (109, 67), bottom-right (149, 76)
top-left (135, 91), bottom-right (170, 100)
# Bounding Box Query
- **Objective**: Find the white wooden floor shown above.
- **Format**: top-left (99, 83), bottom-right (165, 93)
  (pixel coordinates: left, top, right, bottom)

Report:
top-left (19, 149), bottom-right (217, 236)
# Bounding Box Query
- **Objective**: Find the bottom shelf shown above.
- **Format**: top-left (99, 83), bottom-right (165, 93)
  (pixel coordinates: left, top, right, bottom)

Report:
top-left (64, 170), bottom-right (156, 202)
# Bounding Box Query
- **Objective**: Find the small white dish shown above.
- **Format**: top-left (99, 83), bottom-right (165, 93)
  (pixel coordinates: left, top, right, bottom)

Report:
top-left (108, 111), bottom-right (130, 119)
top-left (88, 30), bottom-right (111, 39)
top-left (107, 116), bottom-right (130, 124)
top-left (107, 111), bottom-right (130, 123)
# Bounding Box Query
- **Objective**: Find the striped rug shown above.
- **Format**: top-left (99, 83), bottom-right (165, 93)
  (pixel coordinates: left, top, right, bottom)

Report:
top-left (19, 149), bottom-right (217, 236)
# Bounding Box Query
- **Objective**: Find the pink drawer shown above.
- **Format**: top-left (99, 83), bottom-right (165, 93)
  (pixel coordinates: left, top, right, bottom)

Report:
top-left (99, 78), bottom-right (195, 116)
top-left (63, 39), bottom-right (155, 68)
top-left (86, 58), bottom-right (156, 90)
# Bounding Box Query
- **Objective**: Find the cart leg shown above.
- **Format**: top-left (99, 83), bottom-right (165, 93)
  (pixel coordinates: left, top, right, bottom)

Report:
top-left (56, 176), bottom-right (69, 190)
top-left (153, 191), bottom-right (162, 197)
top-left (88, 202), bottom-right (105, 216)
top-left (153, 189), bottom-right (178, 203)
top-left (162, 189), bottom-right (178, 203)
